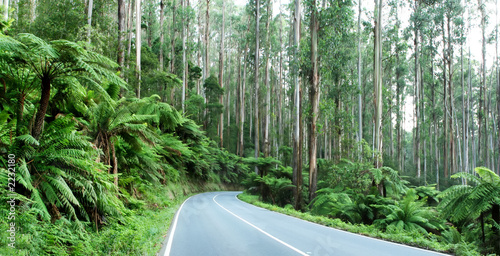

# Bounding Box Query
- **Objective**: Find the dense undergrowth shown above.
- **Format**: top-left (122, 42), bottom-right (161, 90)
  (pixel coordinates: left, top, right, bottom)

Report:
top-left (239, 157), bottom-right (499, 255)
top-left (238, 193), bottom-right (480, 256)
top-left (0, 181), bottom-right (235, 255)
top-left (0, 30), bottom-right (250, 255)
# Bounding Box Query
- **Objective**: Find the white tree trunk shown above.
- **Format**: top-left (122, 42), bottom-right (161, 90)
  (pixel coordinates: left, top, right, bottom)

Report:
top-left (254, 0), bottom-right (260, 174)
top-left (3, 0), bottom-right (9, 20)
top-left (86, 0), bottom-right (93, 44)
top-left (182, 0), bottom-right (187, 112)
top-left (136, 0), bottom-right (141, 98)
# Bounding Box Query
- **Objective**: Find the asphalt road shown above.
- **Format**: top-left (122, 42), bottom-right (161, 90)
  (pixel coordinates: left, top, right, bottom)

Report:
top-left (159, 191), bottom-right (449, 256)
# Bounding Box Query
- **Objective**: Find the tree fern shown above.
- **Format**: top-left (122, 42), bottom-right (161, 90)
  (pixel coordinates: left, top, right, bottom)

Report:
top-left (12, 115), bottom-right (125, 225)
top-left (375, 189), bottom-right (440, 233)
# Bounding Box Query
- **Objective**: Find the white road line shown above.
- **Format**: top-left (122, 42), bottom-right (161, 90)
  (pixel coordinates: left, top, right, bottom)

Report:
top-left (234, 193), bottom-right (450, 256)
top-left (213, 194), bottom-right (309, 256)
top-left (163, 196), bottom-right (192, 256)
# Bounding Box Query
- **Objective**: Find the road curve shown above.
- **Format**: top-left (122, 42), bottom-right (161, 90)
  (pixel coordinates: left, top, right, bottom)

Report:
top-left (159, 191), bottom-right (448, 256)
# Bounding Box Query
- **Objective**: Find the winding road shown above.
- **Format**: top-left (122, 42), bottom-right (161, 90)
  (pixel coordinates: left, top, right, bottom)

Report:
top-left (159, 191), bottom-right (448, 256)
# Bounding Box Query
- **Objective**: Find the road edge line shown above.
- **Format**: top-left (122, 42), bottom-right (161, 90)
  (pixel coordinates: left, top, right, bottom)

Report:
top-left (213, 194), bottom-right (309, 256)
top-left (162, 196), bottom-right (192, 256)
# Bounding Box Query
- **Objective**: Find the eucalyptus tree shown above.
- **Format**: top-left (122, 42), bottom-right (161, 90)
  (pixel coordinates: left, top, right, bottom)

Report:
top-left (356, 0), bottom-right (362, 159)
top-left (160, 0), bottom-right (165, 70)
top-left (254, 0), bottom-right (260, 174)
top-left (306, 0), bottom-right (321, 202)
top-left (86, 0), bottom-right (93, 44)
top-left (118, 0), bottom-right (126, 69)
top-left (136, 0), bottom-right (141, 98)
top-left (478, 0), bottom-right (486, 167)
top-left (2, 0), bottom-right (8, 20)
top-left (373, 0), bottom-right (383, 168)
top-left (218, 0), bottom-right (225, 146)
top-left (292, 0), bottom-right (302, 210)
top-left (263, 0), bottom-right (271, 158)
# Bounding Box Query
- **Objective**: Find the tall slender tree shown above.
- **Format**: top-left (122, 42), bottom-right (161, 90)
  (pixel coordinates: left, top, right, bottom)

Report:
top-left (218, 0), bottom-right (225, 146)
top-left (292, 0), bottom-right (302, 210)
top-left (159, 0), bottom-right (165, 71)
top-left (374, 0), bottom-right (383, 170)
top-left (357, 0), bottom-right (362, 158)
top-left (308, 0), bottom-right (319, 201)
top-left (254, 0), bottom-right (260, 174)
top-left (86, 0), bottom-right (93, 44)
top-left (136, 0), bottom-right (141, 98)
top-left (181, 0), bottom-right (187, 113)
top-left (264, 0), bottom-right (271, 157)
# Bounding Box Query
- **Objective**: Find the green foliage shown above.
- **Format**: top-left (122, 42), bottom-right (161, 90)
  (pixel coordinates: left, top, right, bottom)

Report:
top-left (375, 189), bottom-right (443, 234)
top-left (10, 115), bottom-right (125, 224)
top-left (30, 0), bottom-right (86, 41)
top-left (317, 159), bottom-right (372, 193)
top-left (439, 167), bottom-right (500, 222)
top-left (439, 167), bottom-right (500, 252)
top-left (413, 185), bottom-right (440, 206)
top-left (310, 187), bottom-right (352, 217)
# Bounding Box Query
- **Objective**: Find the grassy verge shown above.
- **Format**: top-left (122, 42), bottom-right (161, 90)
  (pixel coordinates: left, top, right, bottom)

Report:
top-left (0, 181), bottom-right (234, 255)
top-left (237, 192), bottom-right (481, 256)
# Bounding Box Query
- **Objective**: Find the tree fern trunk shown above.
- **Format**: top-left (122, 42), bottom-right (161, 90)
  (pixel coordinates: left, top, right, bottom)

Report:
top-left (32, 77), bottom-right (51, 140)
top-left (492, 203), bottom-right (500, 250)
top-left (112, 142), bottom-right (118, 187)
top-left (16, 93), bottom-right (25, 136)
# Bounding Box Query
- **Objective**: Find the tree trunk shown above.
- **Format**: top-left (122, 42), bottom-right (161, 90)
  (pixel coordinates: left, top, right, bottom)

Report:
top-left (240, 30), bottom-right (249, 156)
top-left (254, 0), bottom-right (260, 174)
top-left (308, 0), bottom-right (319, 202)
top-left (264, 0), bottom-right (271, 157)
top-left (479, 0), bottom-right (486, 166)
top-left (492, 203), bottom-right (500, 251)
top-left (170, 0), bottom-right (177, 74)
top-left (182, 0), bottom-right (187, 112)
top-left (16, 92), bottom-right (25, 136)
top-left (357, 0), bottom-right (362, 159)
top-left (218, 0), bottom-right (225, 147)
top-left (136, 0), bottom-right (141, 98)
top-left (373, 0), bottom-right (383, 168)
top-left (118, 0), bottom-right (126, 71)
top-left (414, 0), bottom-right (421, 178)
top-left (447, 15), bottom-right (456, 175)
top-left (159, 0), bottom-right (164, 71)
top-left (197, 6), bottom-right (202, 94)
top-left (292, 0), bottom-right (302, 210)
top-left (32, 77), bottom-right (51, 140)
top-left (442, 18), bottom-right (448, 179)
top-left (86, 0), bottom-right (93, 45)
top-left (396, 6), bottom-right (402, 171)
top-left (496, 0), bottom-right (500, 175)
top-left (278, 0), bottom-right (283, 156)
top-left (461, 16), bottom-right (467, 174)
top-left (126, 0), bottom-right (134, 72)
top-left (202, 0), bottom-right (210, 110)
top-left (2, 0), bottom-right (9, 20)
top-left (112, 142), bottom-right (118, 187)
